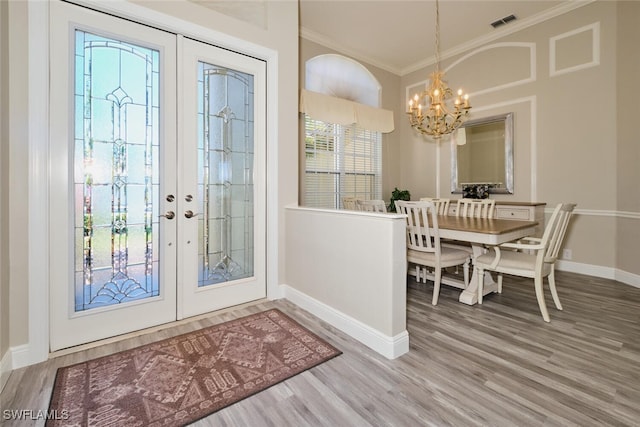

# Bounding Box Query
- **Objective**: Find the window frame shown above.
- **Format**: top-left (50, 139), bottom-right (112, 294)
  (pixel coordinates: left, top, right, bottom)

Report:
top-left (303, 115), bottom-right (382, 209)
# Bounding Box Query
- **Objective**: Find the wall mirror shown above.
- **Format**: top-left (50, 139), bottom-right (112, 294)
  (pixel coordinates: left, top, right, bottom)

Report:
top-left (451, 112), bottom-right (514, 194)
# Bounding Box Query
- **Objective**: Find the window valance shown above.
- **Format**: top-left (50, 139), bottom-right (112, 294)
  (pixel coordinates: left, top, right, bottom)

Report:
top-left (299, 89), bottom-right (395, 133)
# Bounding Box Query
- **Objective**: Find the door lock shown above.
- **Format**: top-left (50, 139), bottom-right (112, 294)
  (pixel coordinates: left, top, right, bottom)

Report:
top-left (184, 210), bottom-right (199, 219)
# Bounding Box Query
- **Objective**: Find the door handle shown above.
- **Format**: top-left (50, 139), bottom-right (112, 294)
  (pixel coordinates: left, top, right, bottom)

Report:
top-left (159, 211), bottom-right (175, 220)
top-left (184, 210), bottom-right (199, 219)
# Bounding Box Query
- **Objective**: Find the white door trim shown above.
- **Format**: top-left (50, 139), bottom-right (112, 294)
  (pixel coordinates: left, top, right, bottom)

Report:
top-left (23, 0), bottom-right (51, 369)
top-left (22, 0), bottom-right (280, 367)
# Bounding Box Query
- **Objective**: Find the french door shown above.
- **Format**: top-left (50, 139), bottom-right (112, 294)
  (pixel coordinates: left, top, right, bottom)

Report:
top-left (178, 38), bottom-right (266, 319)
top-left (49, 1), bottom-right (266, 351)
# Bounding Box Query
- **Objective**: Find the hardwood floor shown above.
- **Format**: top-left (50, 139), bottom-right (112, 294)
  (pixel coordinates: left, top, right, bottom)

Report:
top-left (2, 271), bottom-right (639, 426)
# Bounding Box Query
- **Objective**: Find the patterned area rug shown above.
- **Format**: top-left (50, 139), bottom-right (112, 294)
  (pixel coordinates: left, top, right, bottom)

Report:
top-left (47, 309), bottom-right (341, 426)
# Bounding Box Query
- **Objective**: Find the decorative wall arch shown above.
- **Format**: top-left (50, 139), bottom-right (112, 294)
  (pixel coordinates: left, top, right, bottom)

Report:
top-left (305, 54), bottom-right (381, 107)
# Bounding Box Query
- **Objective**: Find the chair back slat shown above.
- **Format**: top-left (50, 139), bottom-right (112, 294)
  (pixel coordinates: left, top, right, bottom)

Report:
top-left (543, 203), bottom-right (576, 263)
top-left (396, 201), bottom-right (440, 254)
top-left (341, 197), bottom-right (361, 210)
top-left (419, 197), bottom-right (450, 215)
top-left (456, 199), bottom-right (496, 219)
top-left (357, 199), bottom-right (387, 212)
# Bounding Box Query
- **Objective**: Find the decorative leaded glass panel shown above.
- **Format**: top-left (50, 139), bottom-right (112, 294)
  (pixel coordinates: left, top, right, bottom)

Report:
top-left (197, 61), bottom-right (254, 286)
top-left (74, 30), bottom-right (160, 311)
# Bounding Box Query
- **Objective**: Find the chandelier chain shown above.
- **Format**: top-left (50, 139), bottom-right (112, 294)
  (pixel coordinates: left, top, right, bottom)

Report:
top-left (435, 0), bottom-right (441, 72)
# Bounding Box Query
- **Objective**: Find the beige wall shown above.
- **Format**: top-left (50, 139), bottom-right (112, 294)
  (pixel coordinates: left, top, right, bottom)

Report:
top-left (3, 0), bottom-right (298, 365)
top-left (299, 38), bottom-right (402, 205)
top-left (4, 0), bottom-right (29, 353)
top-left (400, 1), bottom-right (637, 277)
top-left (1, 0), bottom-right (9, 364)
top-left (615, 1), bottom-right (640, 275)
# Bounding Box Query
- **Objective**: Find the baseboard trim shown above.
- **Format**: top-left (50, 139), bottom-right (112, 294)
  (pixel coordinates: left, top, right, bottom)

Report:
top-left (615, 269), bottom-right (640, 289)
top-left (556, 261), bottom-right (640, 288)
top-left (0, 344), bottom-right (28, 392)
top-left (9, 344), bottom-right (31, 371)
top-left (280, 284), bottom-right (409, 359)
top-left (0, 349), bottom-right (12, 393)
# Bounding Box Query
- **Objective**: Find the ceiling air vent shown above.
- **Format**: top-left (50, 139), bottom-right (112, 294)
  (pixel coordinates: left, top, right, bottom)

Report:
top-left (491, 14), bottom-right (517, 29)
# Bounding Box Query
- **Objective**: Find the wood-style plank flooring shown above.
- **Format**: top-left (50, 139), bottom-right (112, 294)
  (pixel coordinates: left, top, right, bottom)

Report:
top-left (2, 271), bottom-right (639, 426)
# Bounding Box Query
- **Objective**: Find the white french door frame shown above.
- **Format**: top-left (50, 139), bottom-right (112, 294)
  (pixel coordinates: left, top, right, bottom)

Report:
top-left (21, 0), bottom-right (280, 367)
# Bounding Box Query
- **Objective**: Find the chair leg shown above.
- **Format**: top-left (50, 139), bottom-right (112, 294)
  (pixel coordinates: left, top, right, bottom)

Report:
top-left (432, 268), bottom-right (441, 305)
top-left (534, 276), bottom-right (550, 322)
top-left (497, 274), bottom-right (503, 294)
top-left (422, 267), bottom-right (428, 283)
top-left (415, 265), bottom-right (421, 282)
top-left (548, 268), bottom-right (563, 310)
top-left (477, 267), bottom-right (484, 304)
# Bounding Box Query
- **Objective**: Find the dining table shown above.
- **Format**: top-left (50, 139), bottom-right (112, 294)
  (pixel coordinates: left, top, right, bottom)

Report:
top-left (435, 215), bottom-right (538, 305)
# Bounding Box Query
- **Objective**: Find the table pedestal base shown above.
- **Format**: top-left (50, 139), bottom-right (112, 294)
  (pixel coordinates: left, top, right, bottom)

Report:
top-left (459, 244), bottom-right (499, 305)
top-left (459, 271), bottom-right (497, 305)
top-left (407, 243), bottom-right (503, 306)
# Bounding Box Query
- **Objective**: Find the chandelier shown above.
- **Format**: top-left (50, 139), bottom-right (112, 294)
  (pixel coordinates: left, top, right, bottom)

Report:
top-left (407, 0), bottom-right (471, 138)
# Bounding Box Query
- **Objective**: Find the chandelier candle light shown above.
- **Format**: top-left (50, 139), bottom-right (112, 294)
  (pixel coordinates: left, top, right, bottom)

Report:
top-left (407, 0), bottom-right (471, 138)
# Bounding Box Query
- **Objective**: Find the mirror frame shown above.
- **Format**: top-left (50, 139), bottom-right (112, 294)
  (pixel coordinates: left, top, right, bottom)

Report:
top-left (450, 112), bottom-right (514, 195)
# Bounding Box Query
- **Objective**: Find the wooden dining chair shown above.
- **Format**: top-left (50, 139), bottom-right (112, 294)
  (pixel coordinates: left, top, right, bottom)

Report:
top-left (396, 201), bottom-right (470, 305)
top-left (357, 199), bottom-right (387, 212)
top-left (444, 198), bottom-right (497, 257)
top-left (475, 203), bottom-right (576, 322)
top-left (341, 197), bottom-right (361, 210)
top-left (456, 198), bottom-right (496, 218)
top-left (419, 197), bottom-right (451, 215)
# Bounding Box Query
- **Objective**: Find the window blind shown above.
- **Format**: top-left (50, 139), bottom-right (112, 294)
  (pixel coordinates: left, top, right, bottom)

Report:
top-left (304, 115), bottom-right (382, 209)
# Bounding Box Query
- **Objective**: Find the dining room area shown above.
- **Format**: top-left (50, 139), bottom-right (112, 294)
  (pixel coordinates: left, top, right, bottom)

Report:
top-left (284, 195), bottom-right (573, 353)
top-left (291, 0), bottom-right (638, 355)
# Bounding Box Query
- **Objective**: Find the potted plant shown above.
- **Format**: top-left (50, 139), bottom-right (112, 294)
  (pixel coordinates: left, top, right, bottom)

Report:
top-left (388, 187), bottom-right (411, 212)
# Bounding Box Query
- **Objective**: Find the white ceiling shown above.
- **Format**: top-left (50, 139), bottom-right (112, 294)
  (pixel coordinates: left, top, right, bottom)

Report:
top-left (299, 0), bottom-right (591, 76)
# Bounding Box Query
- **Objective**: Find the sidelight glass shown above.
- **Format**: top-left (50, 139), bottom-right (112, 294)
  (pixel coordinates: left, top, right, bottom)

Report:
top-left (74, 30), bottom-right (160, 311)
